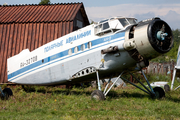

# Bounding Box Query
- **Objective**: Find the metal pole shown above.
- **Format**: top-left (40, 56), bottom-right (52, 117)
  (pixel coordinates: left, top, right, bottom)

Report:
top-left (96, 71), bottom-right (101, 91)
top-left (171, 68), bottom-right (176, 90)
top-left (141, 70), bottom-right (155, 94)
top-left (129, 72), bottom-right (152, 94)
top-left (104, 71), bottom-right (124, 96)
top-left (103, 77), bottom-right (112, 94)
top-left (121, 77), bottom-right (150, 95)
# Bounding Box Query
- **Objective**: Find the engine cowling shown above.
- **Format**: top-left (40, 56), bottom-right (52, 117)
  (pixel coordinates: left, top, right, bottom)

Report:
top-left (124, 18), bottom-right (173, 61)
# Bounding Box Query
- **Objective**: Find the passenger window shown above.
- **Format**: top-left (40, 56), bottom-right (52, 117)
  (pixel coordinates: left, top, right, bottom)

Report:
top-left (88, 42), bottom-right (92, 49)
top-left (68, 49), bottom-right (72, 55)
top-left (81, 44), bottom-right (85, 51)
top-left (74, 47), bottom-right (78, 53)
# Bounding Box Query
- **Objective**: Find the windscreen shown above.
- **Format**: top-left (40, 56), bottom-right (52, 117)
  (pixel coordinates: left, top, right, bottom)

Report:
top-left (118, 18), bottom-right (129, 27)
top-left (127, 18), bottom-right (137, 24)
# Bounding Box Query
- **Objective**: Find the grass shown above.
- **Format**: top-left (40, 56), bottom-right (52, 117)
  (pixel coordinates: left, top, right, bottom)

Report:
top-left (1, 74), bottom-right (180, 120)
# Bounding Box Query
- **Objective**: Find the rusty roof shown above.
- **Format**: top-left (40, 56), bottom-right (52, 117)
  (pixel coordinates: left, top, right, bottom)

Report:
top-left (0, 3), bottom-right (89, 24)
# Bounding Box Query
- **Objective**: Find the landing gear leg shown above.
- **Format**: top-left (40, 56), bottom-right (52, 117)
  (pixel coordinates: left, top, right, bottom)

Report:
top-left (96, 71), bottom-right (101, 91)
top-left (91, 70), bottom-right (105, 100)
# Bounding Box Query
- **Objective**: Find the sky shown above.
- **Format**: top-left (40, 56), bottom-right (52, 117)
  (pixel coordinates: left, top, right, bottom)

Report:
top-left (0, 0), bottom-right (180, 29)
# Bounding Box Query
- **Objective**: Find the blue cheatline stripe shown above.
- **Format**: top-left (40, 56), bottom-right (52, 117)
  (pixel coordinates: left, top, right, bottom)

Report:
top-left (8, 32), bottom-right (125, 81)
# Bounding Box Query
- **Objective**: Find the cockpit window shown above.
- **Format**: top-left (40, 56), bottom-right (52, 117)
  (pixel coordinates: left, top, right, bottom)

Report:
top-left (95, 22), bottom-right (110, 35)
top-left (127, 18), bottom-right (137, 24)
top-left (118, 18), bottom-right (129, 27)
top-left (95, 24), bottom-right (102, 33)
top-left (103, 22), bottom-right (109, 30)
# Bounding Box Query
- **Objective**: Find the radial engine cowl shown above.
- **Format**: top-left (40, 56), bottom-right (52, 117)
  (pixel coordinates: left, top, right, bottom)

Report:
top-left (125, 18), bottom-right (173, 60)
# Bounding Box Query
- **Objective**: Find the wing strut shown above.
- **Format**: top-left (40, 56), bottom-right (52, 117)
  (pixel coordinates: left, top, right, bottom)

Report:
top-left (104, 71), bottom-right (124, 96)
top-left (103, 70), bottom-right (160, 98)
top-left (92, 69), bottom-right (164, 100)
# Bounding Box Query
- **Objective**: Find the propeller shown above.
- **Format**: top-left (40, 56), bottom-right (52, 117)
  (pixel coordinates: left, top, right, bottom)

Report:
top-left (148, 19), bottom-right (173, 53)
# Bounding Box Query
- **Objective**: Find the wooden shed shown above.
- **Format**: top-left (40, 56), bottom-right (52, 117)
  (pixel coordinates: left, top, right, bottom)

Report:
top-left (0, 3), bottom-right (90, 83)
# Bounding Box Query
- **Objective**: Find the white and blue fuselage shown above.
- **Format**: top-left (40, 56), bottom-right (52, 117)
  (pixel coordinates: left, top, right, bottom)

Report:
top-left (8, 17), bottom-right (173, 85)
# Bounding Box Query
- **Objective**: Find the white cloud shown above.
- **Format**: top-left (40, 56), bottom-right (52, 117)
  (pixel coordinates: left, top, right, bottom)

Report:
top-left (85, 3), bottom-right (180, 29)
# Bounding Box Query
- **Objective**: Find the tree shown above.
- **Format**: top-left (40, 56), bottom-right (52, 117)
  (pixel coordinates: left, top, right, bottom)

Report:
top-left (39, 0), bottom-right (51, 5)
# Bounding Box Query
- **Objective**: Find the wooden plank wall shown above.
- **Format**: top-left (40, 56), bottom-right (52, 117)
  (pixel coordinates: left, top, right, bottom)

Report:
top-left (0, 21), bottom-right (73, 83)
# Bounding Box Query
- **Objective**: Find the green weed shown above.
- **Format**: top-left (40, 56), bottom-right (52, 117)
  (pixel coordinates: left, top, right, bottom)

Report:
top-left (1, 74), bottom-right (180, 120)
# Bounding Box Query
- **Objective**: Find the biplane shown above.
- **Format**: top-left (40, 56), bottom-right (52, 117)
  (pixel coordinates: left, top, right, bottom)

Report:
top-left (0, 16), bottom-right (173, 100)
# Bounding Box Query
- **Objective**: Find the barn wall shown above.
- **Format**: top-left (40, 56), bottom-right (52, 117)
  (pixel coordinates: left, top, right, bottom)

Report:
top-left (0, 21), bottom-right (73, 83)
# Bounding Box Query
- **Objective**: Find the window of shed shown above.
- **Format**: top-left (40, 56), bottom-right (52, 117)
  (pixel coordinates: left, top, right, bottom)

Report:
top-left (77, 20), bottom-right (83, 28)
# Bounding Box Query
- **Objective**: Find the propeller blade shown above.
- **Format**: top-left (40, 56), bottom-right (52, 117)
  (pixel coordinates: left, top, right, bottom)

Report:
top-left (161, 24), bottom-right (165, 32)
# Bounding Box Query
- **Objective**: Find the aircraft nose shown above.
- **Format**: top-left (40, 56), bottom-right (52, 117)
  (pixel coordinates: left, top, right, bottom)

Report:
top-left (126, 18), bottom-right (174, 60)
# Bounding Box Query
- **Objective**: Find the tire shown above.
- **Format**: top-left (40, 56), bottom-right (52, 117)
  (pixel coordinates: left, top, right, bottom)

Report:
top-left (1, 88), bottom-right (13, 100)
top-left (164, 84), bottom-right (170, 92)
top-left (91, 90), bottom-right (105, 101)
top-left (153, 87), bottom-right (165, 99)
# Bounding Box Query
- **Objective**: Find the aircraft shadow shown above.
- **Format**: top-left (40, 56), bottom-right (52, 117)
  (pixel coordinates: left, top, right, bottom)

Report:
top-left (22, 85), bottom-right (92, 96)
top-left (106, 90), bottom-right (151, 100)
top-left (21, 86), bottom-right (180, 102)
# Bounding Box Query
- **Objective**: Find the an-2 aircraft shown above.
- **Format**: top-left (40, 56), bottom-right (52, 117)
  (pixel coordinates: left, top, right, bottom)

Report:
top-left (0, 16), bottom-right (173, 100)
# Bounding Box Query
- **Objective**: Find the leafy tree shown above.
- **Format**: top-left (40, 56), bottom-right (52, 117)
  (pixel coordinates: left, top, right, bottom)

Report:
top-left (39, 0), bottom-right (51, 5)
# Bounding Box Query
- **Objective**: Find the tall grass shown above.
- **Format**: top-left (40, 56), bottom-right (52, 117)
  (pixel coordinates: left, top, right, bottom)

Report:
top-left (1, 74), bottom-right (180, 120)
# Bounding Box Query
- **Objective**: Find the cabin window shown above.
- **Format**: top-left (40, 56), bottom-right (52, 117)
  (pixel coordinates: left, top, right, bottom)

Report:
top-left (88, 42), bottom-right (92, 49)
top-left (81, 44), bottom-right (85, 51)
top-left (74, 47), bottom-right (78, 53)
top-left (68, 49), bottom-right (72, 55)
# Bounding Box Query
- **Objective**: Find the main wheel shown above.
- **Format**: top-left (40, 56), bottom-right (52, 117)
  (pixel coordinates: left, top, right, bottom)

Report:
top-left (1, 88), bottom-right (13, 100)
top-left (153, 87), bottom-right (165, 99)
top-left (91, 90), bottom-right (105, 101)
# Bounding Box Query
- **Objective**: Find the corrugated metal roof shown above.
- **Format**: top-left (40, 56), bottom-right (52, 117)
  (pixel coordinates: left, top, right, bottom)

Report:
top-left (0, 3), bottom-right (86, 23)
top-left (0, 3), bottom-right (89, 83)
